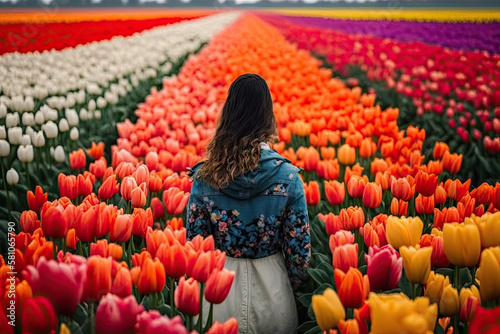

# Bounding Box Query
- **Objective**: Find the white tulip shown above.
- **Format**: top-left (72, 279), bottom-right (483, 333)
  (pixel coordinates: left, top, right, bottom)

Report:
top-left (17, 144), bottom-right (34, 162)
top-left (0, 126), bottom-right (5, 140)
top-left (25, 126), bottom-right (35, 140)
top-left (94, 110), bottom-right (102, 119)
top-left (54, 145), bottom-right (65, 163)
top-left (11, 96), bottom-right (24, 113)
top-left (6, 168), bottom-right (19, 185)
top-left (22, 113), bottom-right (35, 126)
top-left (21, 134), bottom-right (31, 146)
top-left (59, 118), bottom-right (69, 132)
top-left (76, 90), bottom-right (86, 104)
top-left (79, 108), bottom-right (89, 121)
top-left (42, 121), bottom-right (58, 138)
top-left (50, 146), bottom-right (55, 157)
top-left (65, 109), bottom-right (79, 127)
top-left (0, 104), bottom-right (7, 119)
top-left (34, 111), bottom-right (45, 125)
top-left (6, 113), bottom-right (19, 128)
top-left (70, 127), bottom-right (79, 141)
top-left (7, 127), bottom-right (22, 145)
top-left (33, 131), bottom-right (45, 147)
top-left (0, 140), bottom-right (10, 157)
top-left (88, 99), bottom-right (96, 111)
top-left (65, 95), bottom-right (76, 108)
top-left (25, 97), bottom-right (35, 112)
top-left (96, 97), bottom-right (107, 109)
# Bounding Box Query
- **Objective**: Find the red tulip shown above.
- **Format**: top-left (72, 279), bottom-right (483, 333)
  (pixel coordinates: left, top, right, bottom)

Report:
top-left (23, 257), bottom-right (85, 315)
top-left (74, 204), bottom-right (98, 242)
top-left (88, 142), bottom-right (104, 160)
top-left (110, 214), bottom-right (133, 243)
top-left (21, 297), bottom-right (57, 334)
top-left (205, 268), bottom-right (235, 304)
top-left (175, 276), bottom-right (200, 316)
top-left (90, 158), bottom-right (107, 179)
top-left (163, 187), bottom-right (190, 215)
top-left (131, 183), bottom-right (147, 208)
top-left (433, 142), bottom-right (449, 160)
top-left (415, 193), bottom-right (435, 215)
top-left (446, 178), bottom-right (471, 202)
top-left (27, 185), bottom-right (47, 212)
top-left (187, 250), bottom-right (214, 283)
top-left (442, 151), bottom-right (463, 174)
top-left (470, 182), bottom-right (491, 204)
top-left (419, 234), bottom-right (449, 268)
top-left (468, 305), bottom-right (500, 334)
top-left (334, 268), bottom-right (370, 309)
top-left (332, 244), bottom-right (358, 273)
top-left (324, 180), bottom-right (345, 206)
top-left (151, 197), bottom-right (165, 219)
top-left (0, 305), bottom-right (13, 334)
top-left (58, 174), bottom-right (78, 200)
top-left (96, 203), bottom-right (117, 238)
top-left (415, 170), bottom-right (438, 197)
top-left (99, 175), bottom-right (120, 200)
top-left (304, 181), bottom-right (321, 206)
top-left (324, 213), bottom-right (344, 236)
top-left (391, 176), bottom-right (414, 201)
top-left (156, 242), bottom-right (188, 279)
top-left (365, 245), bottom-right (402, 291)
top-left (460, 296), bottom-right (479, 323)
top-left (70, 148), bottom-right (86, 170)
top-left (66, 228), bottom-right (78, 249)
top-left (77, 174), bottom-right (93, 198)
top-left (390, 198), bottom-right (408, 216)
top-left (95, 294), bottom-right (144, 334)
top-left (40, 200), bottom-right (69, 239)
top-left (111, 267), bottom-right (132, 298)
top-left (348, 175), bottom-right (367, 199)
top-left (132, 207), bottom-right (153, 237)
top-left (20, 210), bottom-right (40, 234)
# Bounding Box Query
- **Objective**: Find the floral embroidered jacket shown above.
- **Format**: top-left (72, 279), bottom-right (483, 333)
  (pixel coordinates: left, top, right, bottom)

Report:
top-left (186, 147), bottom-right (311, 286)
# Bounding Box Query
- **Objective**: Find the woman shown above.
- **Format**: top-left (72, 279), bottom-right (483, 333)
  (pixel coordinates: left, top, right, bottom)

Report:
top-left (186, 73), bottom-right (310, 334)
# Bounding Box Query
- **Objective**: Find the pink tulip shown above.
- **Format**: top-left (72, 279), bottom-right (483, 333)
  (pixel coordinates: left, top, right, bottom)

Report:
top-left (365, 245), bottom-right (402, 291)
top-left (136, 310), bottom-right (189, 334)
top-left (23, 257), bottom-right (86, 315)
top-left (329, 230), bottom-right (355, 253)
top-left (95, 294), bottom-right (144, 334)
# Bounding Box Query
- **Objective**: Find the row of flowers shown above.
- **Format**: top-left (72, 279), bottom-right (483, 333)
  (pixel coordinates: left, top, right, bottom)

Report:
top-left (3, 12), bottom-right (500, 334)
top-left (0, 16), bottom-right (207, 55)
top-left (0, 13), bottom-right (239, 221)
top-left (260, 14), bottom-right (500, 185)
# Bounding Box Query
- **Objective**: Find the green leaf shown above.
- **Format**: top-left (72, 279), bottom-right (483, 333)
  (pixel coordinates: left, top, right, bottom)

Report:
top-left (309, 267), bottom-right (330, 286)
top-left (304, 325), bottom-right (322, 334)
top-left (435, 268), bottom-right (454, 279)
top-left (297, 321), bottom-right (319, 334)
top-left (157, 304), bottom-right (172, 316)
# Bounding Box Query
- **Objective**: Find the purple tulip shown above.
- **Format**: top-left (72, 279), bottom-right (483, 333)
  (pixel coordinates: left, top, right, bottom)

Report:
top-left (365, 244), bottom-right (402, 291)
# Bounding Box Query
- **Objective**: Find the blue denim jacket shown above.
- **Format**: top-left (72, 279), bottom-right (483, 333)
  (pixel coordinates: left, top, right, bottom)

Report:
top-left (186, 146), bottom-right (311, 286)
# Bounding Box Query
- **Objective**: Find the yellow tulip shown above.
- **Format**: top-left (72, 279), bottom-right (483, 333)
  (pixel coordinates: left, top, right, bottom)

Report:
top-left (442, 223), bottom-right (481, 267)
top-left (400, 246), bottom-right (432, 284)
top-left (459, 285), bottom-right (480, 308)
top-left (472, 212), bottom-right (500, 248)
top-left (312, 288), bottom-right (346, 331)
top-left (368, 292), bottom-right (437, 334)
top-left (439, 285), bottom-right (460, 316)
top-left (386, 216), bottom-right (423, 249)
top-left (431, 228), bottom-right (443, 237)
top-left (477, 246), bottom-right (500, 302)
top-left (425, 271), bottom-right (450, 304)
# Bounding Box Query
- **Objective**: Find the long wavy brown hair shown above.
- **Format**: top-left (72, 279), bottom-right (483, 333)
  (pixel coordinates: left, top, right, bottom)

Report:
top-left (196, 73), bottom-right (277, 189)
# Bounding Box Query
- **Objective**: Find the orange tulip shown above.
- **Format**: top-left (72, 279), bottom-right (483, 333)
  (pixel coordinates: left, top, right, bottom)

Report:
top-left (332, 243), bottom-right (358, 273)
top-left (415, 194), bottom-right (435, 215)
top-left (205, 268), bottom-right (236, 304)
top-left (320, 147), bottom-right (336, 160)
top-left (132, 165), bottom-right (150, 186)
top-left (338, 319), bottom-right (360, 334)
top-left (470, 182), bottom-right (491, 204)
top-left (58, 174), bottom-right (78, 200)
top-left (207, 318), bottom-right (238, 334)
top-left (433, 142), bottom-right (450, 160)
top-left (427, 160), bottom-right (443, 176)
top-left (111, 266), bottom-right (132, 298)
top-left (325, 181), bottom-right (345, 206)
top-left (120, 176), bottom-right (137, 201)
top-left (434, 185), bottom-right (447, 204)
top-left (347, 175), bottom-right (367, 199)
top-left (175, 276), bottom-right (200, 316)
top-left (99, 175), bottom-right (120, 200)
top-left (316, 159), bottom-right (339, 180)
top-left (324, 213), bottom-right (344, 236)
top-left (148, 173), bottom-right (163, 193)
top-left (334, 268), bottom-right (369, 308)
top-left (415, 170), bottom-right (438, 197)
top-left (303, 147), bottom-right (320, 172)
top-left (137, 258), bottom-right (166, 295)
top-left (446, 179), bottom-right (471, 202)
top-left (391, 176), bottom-right (414, 201)
top-left (69, 148), bottom-right (86, 170)
top-left (74, 204), bottom-right (98, 242)
top-left (156, 243), bottom-right (188, 279)
top-left (339, 206), bottom-right (365, 230)
top-left (329, 230), bottom-right (355, 252)
top-left (442, 151), bottom-right (462, 174)
top-left (187, 250), bottom-right (214, 283)
top-left (337, 144), bottom-right (356, 165)
top-left (163, 187), bottom-right (189, 215)
top-left (375, 171), bottom-right (390, 191)
top-left (359, 138), bottom-right (377, 158)
top-left (84, 256), bottom-right (112, 303)
top-left (305, 181), bottom-right (321, 206)
top-left (89, 158), bottom-right (107, 179)
top-left (87, 142), bottom-right (104, 160)
top-left (66, 228), bottom-right (78, 250)
top-left (20, 210), bottom-right (40, 235)
top-left (131, 184), bottom-right (147, 208)
top-left (40, 201), bottom-right (69, 239)
top-left (370, 158), bottom-right (389, 175)
top-left (362, 182), bottom-right (382, 209)
top-left (390, 198), bottom-right (408, 216)
top-left (27, 185), bottom-right (48, 213)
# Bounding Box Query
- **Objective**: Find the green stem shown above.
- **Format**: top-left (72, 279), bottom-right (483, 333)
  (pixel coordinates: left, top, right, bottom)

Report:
top-left (52, 238), bottom-right (57, 260)
top-left (346, 307), bottom-right (353, 320)
top-left (454, 265), bottom-right (461, 290)
top-left (0, 158), bottom-right (12, 217)
top-left (25, 162), bottom-right (31, 190)
top-left (198, 283), bottom-right (205, 333)
top-left (170, 278), bottom-right (175, 318)
top-left (151, 292), bottom-right (158, 310)
top-left (187, 315), bottom-right (193, 332)
top-left (204, 303), bottom-right (214, 333)
top-left (89, 302), bottom-right (95, 334)
top-left (452, 314), bottom-right (459, 334)
top-left (78, 240), bottom-right (83, 256)
top-left (411, 282), bottom-right (417, 299)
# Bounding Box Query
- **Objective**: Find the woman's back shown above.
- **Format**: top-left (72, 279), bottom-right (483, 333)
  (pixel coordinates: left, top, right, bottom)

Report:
top-left (187, 145), bottom-right (311, 333)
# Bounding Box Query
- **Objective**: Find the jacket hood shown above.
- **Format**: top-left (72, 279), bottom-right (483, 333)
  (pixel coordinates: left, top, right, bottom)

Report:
top-left (188, 149), bottom-right (296, 200)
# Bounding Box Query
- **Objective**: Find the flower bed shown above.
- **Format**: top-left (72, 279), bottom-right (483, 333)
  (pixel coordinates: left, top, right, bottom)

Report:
top-left (1, 11), bottom-right (500, 334)
top-left (261, 14), bottom-right (500, 185)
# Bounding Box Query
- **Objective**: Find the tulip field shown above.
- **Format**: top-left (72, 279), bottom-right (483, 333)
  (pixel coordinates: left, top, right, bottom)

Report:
top-left (1, 8), bottom-right (500, 334)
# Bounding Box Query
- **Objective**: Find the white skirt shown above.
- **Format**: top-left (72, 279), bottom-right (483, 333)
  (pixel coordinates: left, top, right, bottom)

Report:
top-left (202, 252), bottom-right (298, 334)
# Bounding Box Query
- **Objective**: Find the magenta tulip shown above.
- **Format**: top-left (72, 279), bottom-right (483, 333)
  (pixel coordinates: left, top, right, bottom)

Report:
top-left (95, 294), bottom-right (145, 334)
top-left (136, 310), bottom-right (190, 334)
top-left (365, 244), bottom-right (402, 291)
